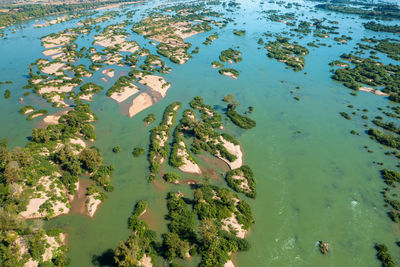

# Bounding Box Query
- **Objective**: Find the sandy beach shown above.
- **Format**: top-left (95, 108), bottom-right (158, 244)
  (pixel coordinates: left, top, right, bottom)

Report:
top-left (138, 75), bottom-right (171, 97)
top-left (20, 175), bottom-right (70, 219)
top-left (86, 193), bottom-right (102, 217)
top-left (110, 85), bottom-right (139, 103)
top-left (128, 92), bottom-right (153, 117)
top-left (102, 68), bottom-right (115, 78)
top-left (218, 137), bottom-right (243, 169)
top-left (177, 141), bottom-right (201, 174)
top-left (359, 86), bottom-right (388, 96)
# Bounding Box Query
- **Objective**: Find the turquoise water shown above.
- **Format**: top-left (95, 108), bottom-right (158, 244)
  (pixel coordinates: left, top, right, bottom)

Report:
top-left (1, 0), bottom-right (400, 266)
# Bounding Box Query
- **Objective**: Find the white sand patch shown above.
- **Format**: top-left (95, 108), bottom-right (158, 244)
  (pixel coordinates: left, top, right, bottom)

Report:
top-left (42, 110), bottom-right (68, 125)
top-left (86, 193), bottom-right (102, 217)
top-left (359, 86), bottom-right (388, 96)
top-left (69, 138), bottom-right (87, 154)
top-left (221, 213), bottom-right (247, 238)
top-left (24, 259), bottom-right (38, 267)
top-left (177, 141), bottom-right (201, 174)
top-left (31, 78), bottom-right (43, 85)
top-left (24, 108), bottom-right (34, 115)
top-left (232, 175), bottom-right (250, 192)
top-left (128, 92), bottom-right (153, 117)
top-left (104, 53), bottom-right (123, 65)
top-left (19, 175), bottom-right (70, 219)
top-left (43, 115), bottom-right (60, 125)
top-left (138, 254), bottom-right (153, 267)
top-left (138, 75), bottom-right (170, 97)
top-left (39, 83), bottom-right (77, 94)
top-left (94, 34), bottom-right (125, 48)
top-left (42, 34), bottom-right (76, 49)
top-left (218, 137), bottom-right (243, 169)
top-left (221, 71), bottom-right (238, 79)
top-left (43, 234), bottom-right (66, 261)
top-left (30, 113), bottom-right (46, 120)
top-left (110, 85), bottom-right (139, 103)
top-left (91, 54), bottom-right (103, 61)
top-left (224, 260), bottom-right (235, 267)
top-left (41, 62), bottom-right (65, 75)
top-left (50, 94), bottom-right (67, 107)
top-left (43, 47), bottom-right (63, 56)
top-left (79, 93), bottom-right (93, 101)
top-left (102, 68), bottom-right (115, 78)
top-left (16, 233), bottom-right (66, 266)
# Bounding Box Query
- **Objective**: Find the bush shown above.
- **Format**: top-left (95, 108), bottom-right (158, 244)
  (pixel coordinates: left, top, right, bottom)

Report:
top-left (133, 147), bottom-right (144, 157)
top-left (143, 114), bottom-right (155, 125)
top-left (226, 104), bottom-right (256, 129)
top-left (163, 172), bottom-right (181, 183)
top-left (4, 89), bottom-right (10, 99)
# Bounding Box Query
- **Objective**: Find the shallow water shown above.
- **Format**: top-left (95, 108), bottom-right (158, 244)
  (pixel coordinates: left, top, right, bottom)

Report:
top-left (1, 0), bottom-right (400, 266)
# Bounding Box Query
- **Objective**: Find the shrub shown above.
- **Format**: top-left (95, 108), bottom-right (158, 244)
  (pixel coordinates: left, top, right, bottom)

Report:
top-left (133, 147), bottom-right (144, 157)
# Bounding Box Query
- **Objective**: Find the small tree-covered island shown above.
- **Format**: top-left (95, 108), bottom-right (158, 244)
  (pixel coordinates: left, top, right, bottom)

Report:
top-left (1, 0), bottom-right (400, 266)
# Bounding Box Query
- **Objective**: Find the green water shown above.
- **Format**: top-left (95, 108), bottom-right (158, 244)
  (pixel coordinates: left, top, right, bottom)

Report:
top-left (1, 0), bottom-right (400, 266)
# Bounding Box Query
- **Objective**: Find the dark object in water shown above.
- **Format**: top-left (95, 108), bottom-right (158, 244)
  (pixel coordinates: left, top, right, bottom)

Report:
top-left (319, 241), bottom-right (329, 255)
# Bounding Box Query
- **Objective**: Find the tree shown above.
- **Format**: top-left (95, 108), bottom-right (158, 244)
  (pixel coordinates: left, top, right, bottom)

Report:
top-left (114, 237), bottom-right (141, 267)
top-left (79, 148), bottom-right (102, 172)
top-left (162, 232), bottom-right (189, 260)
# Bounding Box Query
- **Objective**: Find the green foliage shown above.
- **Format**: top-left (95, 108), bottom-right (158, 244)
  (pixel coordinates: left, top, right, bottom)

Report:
top-left (79, 148), bottom-right (103, 173)
top-left (143, 114), bottom-right (155, 125)
top-left (316, 3), bottom-right (400, 20)
top-left (221, 133), bottom-right (239, 145)
top-left (163, 172), bottom-right (181, 183)
top-left (225, 165), bottom-right (256, 198)
top-left (364, 22), bottom-right (400, 33)
top-left (133, 147), bottom-right (144, 158)
top-left (106, 76), bottom-right (135, 97)
top-left (27, 233), bottom-right (46, 260)
top-left (92, 165), bottom-right (114, 192)
top-left (162, 232), bottom-right (190, 261)
top-left (373, 119), bottom-right (400, 135)
top-left (233, 29), bottom-right (246, 36)
top-left (0, 2), bottom-right (120, 27)
top-left (112, 146), bottom-right (120, 153)
top-left (114, 201), bottom-right (156, 267)
top-left (374, 39), bottom-right (400, 61)
top-left (4, 89), bottom-right (10, 99)
top-left (60, 171), bottom-right (79, 194)
top-left (265, 37), bottom-right (309, 71)
top-left (19, 105), bottom-right (35, 114)
top-left (368, 128), bottom-right (400, 150)
top-left (375, 243), bottom-right (395, 267)
top-left (162, 192), bottom-right (196, 260)
top-left (128, 200), bottom-right (149, 231)
top-left (148, 102), bottom-right (181, 174)
top-left (218, 68), bottom-right (239, 78)
top-left (204, 33), bottom-right (218, 44)
top-left (219, 48), bottom-right (242, 63)
top-left (226, 104), bottom-right (256, 129)
top-left (380, 169), bottom-right (400, 187)
top-left (331, 53), bottom-right (400, 97)
top-left (193, 185), bottom-right (254, 266)
top-left (26, 110), bottom-right (48, 121)
top-left (339, 112), bottom-right (351, 120)
top-left (79, 82), bottom-right (103, 98)
top-left (212, 61), bottom-right (224, 68)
